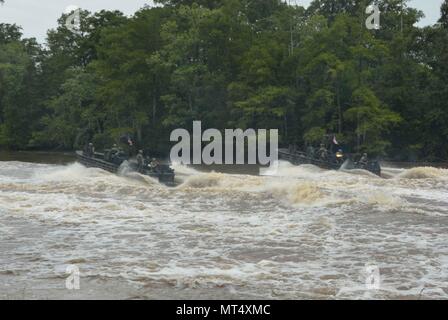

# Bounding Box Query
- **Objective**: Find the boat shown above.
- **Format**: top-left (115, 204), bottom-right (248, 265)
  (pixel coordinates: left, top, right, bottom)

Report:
top-left (278, 148), bottom-right (382, 176)
top-left (76, 151), bottom-right (175, 185)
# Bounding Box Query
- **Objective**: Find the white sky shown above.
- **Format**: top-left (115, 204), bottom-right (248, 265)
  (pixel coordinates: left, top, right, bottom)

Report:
top-left (0, 0), bottom-right (444, 43)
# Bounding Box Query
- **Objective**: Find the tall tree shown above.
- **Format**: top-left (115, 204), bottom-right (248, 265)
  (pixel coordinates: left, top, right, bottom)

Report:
top-left (440, 0), bottom-right (448, 28)
top-left (0, 24), bottom-right (40, 148)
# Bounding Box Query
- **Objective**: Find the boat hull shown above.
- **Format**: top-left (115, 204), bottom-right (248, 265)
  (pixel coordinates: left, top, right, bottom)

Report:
top-left (76, 151), bottom-right (175, 185)
top-left (278, 149), bottom-right (381, 176)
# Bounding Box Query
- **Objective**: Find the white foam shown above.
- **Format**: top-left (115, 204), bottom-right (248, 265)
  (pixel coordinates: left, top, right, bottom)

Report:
top-left (1, 160), bottom-right (448, 299)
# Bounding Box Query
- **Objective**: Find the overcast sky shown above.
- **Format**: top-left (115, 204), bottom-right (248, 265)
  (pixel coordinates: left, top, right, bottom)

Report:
top-left (0, 0), bottom-right (444, 43)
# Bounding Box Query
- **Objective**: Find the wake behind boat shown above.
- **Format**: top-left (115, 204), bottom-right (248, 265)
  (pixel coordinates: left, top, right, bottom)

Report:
top-left (76, 150), bottom-right (175, 186)
top-left (278, 148), bottom-right (382, 177)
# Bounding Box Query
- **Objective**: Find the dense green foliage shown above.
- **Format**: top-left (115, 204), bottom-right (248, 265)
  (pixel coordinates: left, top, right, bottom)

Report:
top-left (0, 0), bottom-right (447, 160)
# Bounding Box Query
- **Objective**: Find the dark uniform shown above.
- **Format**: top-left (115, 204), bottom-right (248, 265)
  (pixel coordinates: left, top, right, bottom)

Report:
top-left (84, 143), bottom-right (95, 157)
top-left (104, 144), bottom-right (126, 164)
top-left (359, 153), bottom-right (368, 167)
top-left (110, 144), bottom-right (119, 159)
top-left (150, 158), bottom-right (160, 172)
top-left (88, 143), bottom-right (95, 157)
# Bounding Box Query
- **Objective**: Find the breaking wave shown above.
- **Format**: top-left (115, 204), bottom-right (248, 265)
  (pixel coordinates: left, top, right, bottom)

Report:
top-left (364, 191), bottom-right (408, 212)
top-left (180, 172), bottom-right (223, 189)
top-left (2, 159), bottom-right (448, 300)
top-left (396, 167), bottom-right (448, 180)
top-left (268, 181), bottom-right (325, 206)
top-left (36, 162), bottom-right (108, 181)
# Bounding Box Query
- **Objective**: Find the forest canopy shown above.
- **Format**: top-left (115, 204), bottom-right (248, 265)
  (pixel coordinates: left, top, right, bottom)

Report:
top-left (0, 0), bottom-right (447, 161)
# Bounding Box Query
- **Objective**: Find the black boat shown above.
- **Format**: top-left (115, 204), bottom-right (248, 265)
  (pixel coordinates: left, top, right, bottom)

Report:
top-left (278, 148), bottom-right (382, 177)
top-left (76, 151), bottom-right (175, 185)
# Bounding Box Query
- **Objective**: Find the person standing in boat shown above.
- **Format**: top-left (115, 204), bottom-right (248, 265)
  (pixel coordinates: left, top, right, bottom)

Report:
top-left (318, 144), bottom-right (328, 160)
top-left (83, 143), bottom-right (95, 157)
top-left (359, 153), bottom-right (369, 168)
top-left (136, 150), bottom-right (144, 173)
top-left (150, 158), bottom-right (160, 173)
top-left (111, 144), bottom-right (119, 155)
top-left (107, 144), bottom-right (119, 162)
top-left (88, 143), bottom-right (95, 157)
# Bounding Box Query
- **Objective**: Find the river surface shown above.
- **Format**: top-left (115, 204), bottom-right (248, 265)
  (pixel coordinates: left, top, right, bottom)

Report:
top-left (0, 152), bottom-right (447, 300)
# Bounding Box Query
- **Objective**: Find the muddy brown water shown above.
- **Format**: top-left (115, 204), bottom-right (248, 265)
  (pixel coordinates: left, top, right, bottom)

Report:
top-left (0, 151), bottom-right (448, 299)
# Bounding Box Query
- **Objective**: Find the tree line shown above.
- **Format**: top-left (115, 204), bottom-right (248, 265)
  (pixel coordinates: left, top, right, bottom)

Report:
top-left (0, 0), bottom-right (447, 160)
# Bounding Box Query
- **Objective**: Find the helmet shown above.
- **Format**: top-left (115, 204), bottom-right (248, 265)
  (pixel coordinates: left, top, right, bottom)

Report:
top-left (139, 150), bottom-right (143, 154)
